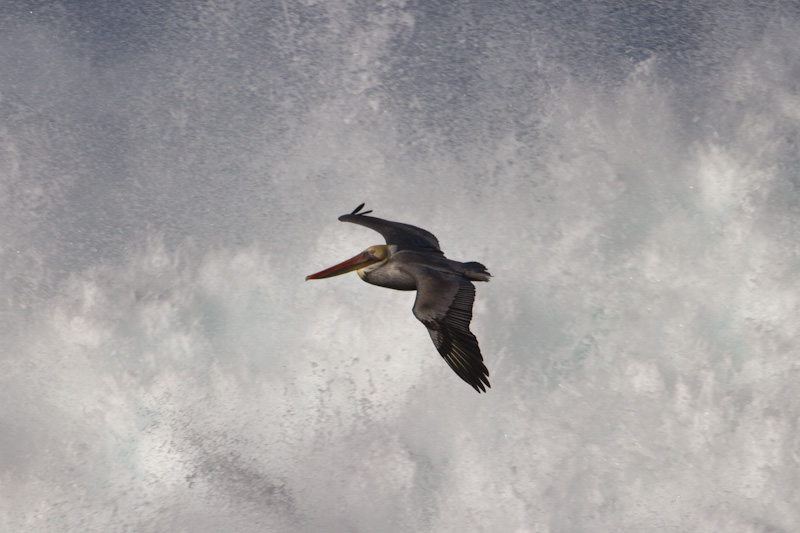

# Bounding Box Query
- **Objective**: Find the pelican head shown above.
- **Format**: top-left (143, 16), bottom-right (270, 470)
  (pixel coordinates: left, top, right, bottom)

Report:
top-left (306, 245), bottom-right (389, 280)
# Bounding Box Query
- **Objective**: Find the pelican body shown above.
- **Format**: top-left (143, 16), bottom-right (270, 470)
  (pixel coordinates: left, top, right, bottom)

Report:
top-left (306, 204), bottom-right (491, 392)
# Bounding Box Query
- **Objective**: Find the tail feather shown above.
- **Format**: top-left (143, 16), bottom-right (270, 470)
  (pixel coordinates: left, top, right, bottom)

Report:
top-left (463, 261), bottom-right (491, 282)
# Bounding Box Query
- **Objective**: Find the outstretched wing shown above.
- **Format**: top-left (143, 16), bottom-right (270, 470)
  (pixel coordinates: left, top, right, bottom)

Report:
top-left (405, 264), bottom-right (490, 392)
top-left (338, 204), bottom-right (442, 252)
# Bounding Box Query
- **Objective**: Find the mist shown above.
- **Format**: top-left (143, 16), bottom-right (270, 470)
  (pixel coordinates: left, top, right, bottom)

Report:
top-left (2, 1), bottom-right (800, 531)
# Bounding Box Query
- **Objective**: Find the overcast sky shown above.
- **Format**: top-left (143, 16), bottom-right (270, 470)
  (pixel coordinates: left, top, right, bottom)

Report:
top-left (2, 1), bottom-right (800, 531)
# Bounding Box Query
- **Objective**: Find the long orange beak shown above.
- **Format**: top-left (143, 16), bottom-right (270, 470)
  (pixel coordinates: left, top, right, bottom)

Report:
top-left (305, 251), bottom-right (381, 280)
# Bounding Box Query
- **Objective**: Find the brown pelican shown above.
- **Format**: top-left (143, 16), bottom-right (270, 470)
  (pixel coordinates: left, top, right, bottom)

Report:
top-left (306, 204), bottom-right (491, 392)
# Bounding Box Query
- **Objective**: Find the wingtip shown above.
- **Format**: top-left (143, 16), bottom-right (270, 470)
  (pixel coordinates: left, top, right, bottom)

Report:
top-left (339, 205), bottom-right (374, 221)
top-left (345, 203), bottom-right (373, 217)
top-left (473, 378), bottom-right (491, 393)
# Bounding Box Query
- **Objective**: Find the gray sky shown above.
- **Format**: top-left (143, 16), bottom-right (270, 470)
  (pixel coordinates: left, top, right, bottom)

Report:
top-left (2, 1), bottom-right (800, 531)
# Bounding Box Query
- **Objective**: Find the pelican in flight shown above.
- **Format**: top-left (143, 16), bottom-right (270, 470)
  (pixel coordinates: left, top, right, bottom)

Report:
top-left (306, 204), bottom-right (491, 392)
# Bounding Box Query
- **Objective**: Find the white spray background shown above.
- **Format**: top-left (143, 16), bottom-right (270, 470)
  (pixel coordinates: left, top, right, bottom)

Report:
top-left (2, 1), bottom-right (800, 531)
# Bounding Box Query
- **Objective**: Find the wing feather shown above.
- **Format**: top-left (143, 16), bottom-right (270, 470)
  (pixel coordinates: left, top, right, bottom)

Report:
top-left (338, 209), bottom-right (442, 251)
top-left (407, 266), bottom-right (490, 392)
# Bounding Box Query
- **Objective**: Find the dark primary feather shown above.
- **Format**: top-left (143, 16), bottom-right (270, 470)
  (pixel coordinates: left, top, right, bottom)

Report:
top-left (408, 266), bottom-right (491, 392)
top-left (349, 203), bottom-right (373, 216)
top-left (339, 206), bottom-right (442, 252)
